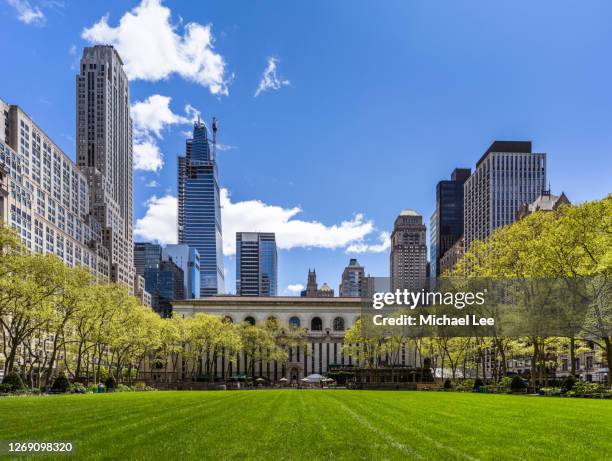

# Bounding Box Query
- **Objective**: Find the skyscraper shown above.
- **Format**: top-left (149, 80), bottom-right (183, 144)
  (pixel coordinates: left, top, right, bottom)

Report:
top-left (464, 141), bottom-right (546, 251)
top-left (155, 260), bottom-right (185, 318)
top-left (76, 46), bottom-right (134, 293)
top-left (134, 242), bottom-right (162, 277)
top-left (339, 258), bottom-right (365, 297)
top-left (134, 242), bottom-right (184, 317)
top-left (178, 119), bottom-right (224, 296)
top-left (430, 168), bottom-right (471, 278)
top-left (390, 210), bottom-right (427, 292)
top-left (162, 244), bottom-right (200, 299)
top-left (236, 232), bottom-right (277, 296)
top-left (361, 276), bottom-right (391, 298)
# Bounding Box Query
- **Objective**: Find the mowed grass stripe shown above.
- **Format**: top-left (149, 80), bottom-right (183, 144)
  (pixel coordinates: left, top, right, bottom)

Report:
top-left (1, 390), bottom-right (611, 461)
top-left (327, 391), bottom-right (479, 460)
top-left (103, 392), bottom-right (253, 459)
top-left (323, 392), bottom-right (425, 459)
top-left (335, 392), bottom-right (610, 460)
top-left (3, 392), bottom-right (250, 461)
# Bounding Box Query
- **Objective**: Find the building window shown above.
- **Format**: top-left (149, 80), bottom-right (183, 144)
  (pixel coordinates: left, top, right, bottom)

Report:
top-left (333, 317), bottom-right (345, 331)
top-left (289, 316), bottom-right (301, 329)
top-left (311, 317), bottom-right (322, 331)
top-left (244, 316), bottom-right (256, 326)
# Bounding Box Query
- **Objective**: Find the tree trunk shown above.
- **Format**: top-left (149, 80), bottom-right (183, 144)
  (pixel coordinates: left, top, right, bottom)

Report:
top-left (530, 339), bottom-right (539, 392)
top-left (496, 338), bottom-right (508, 377)
top-left (569, 336), bottom-right (576, 376)
top-left (604, 336), bottom-right (612, 386)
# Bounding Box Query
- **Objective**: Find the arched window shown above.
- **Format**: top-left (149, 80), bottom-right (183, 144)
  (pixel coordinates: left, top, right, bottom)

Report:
top-left (222, 315), bottom-right (233, 324)
top-left (289, 316), bottom-right (301, 329)
top-left (333, 317), bottom-right (345, 331)
top-left (244, 316), bottom-right (256, 326)
top-left (311, 317), bottom-right (323, 331)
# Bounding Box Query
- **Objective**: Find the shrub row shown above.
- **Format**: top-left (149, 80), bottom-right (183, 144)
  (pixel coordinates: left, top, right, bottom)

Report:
top-left (440, 375), bottom-right (611, 397)
top-left (1, 372), bottom-right (157, 396)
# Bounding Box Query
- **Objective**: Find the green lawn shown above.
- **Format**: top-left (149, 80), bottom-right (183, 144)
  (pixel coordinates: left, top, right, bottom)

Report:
top-left (0, 390), bottom-right (611, 460)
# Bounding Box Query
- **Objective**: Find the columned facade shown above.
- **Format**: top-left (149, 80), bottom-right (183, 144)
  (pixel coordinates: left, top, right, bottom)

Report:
top-left (171, 297), bottom-right (416, 382)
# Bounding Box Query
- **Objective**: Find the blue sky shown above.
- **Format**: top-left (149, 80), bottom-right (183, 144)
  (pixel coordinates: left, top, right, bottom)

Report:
top-left (1, 0), bottom-right (611, 294)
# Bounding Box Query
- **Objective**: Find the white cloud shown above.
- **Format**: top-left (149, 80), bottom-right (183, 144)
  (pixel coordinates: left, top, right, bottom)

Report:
top-left (133, 138), bottom-right (163, 172)
top-left (130, 94), bottom-right (200, 171)
top-left (184, 104), bottom-right (201, 121)
top-left (217, 143), bottom-right (237, 152)
top-left (134, 189), bottom-right (388, 255)
top-left (68, 44), bottom-right (76, 55)
top-left (82, 0), bottom-right (230, 95)
top-left (8, 0), bottom-right (45, 25)
top-left (134, 195), bottom-right (177, 244)
top-left (346, 231), bottom-right (391, 254)
top-left (145, 180), bottom-right (159, 188)
top-left (220, 189), bottom-right (376, 255)
top-left (131, 94), bottom-right (192, 138)
top-left (287, 284), bottom-right (305, 294)
top-left (255, 57), bottom-right (290, 97)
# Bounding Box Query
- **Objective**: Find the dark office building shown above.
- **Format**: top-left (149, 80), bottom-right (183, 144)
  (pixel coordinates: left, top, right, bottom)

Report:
top-left (429, 168), bottom-right (470, 279)
top-left (134, 242), bottom-right (184, 317)
top-left (236, 232), bottom-right (277, 296)
top-left (134, 242), bottom-right (162, 276)
top-left (154, 260), bottom-right (185, 318)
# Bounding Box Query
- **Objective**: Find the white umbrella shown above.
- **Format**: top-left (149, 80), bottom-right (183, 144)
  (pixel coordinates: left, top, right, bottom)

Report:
top-left (301, 377), bottom-right (310, 382)
top-left (279, 377), bottom-right (288, 382)
top-left (255, 377), bottom-right (265, 382)
top-left (305, 374), bottom-right (324, 383)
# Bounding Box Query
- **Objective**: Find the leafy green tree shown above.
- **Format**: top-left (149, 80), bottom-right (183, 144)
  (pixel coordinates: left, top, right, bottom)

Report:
top-left (238, 322), bottom-right (286, 379)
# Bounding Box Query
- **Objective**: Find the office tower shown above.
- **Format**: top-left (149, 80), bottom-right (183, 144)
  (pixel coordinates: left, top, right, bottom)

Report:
top-left (134, 242), bottom-right (162, 276)
top-left (155, 260), bottom-right (185, 317)
top-left (178, 119), bottom-right (224, 296)
top-left (464, 141), bottom-right (546, 251)
top-left (162, 244), bottom-right (200, 299)
top-left (0, 99), bottom-right (109, 279)
top-left (390, 210), bottom-right (427, 292)
top-left (361, 276), bottom-right (391, 298)
top-left (76, 46), bottom-right (135, 293)
top-left (134, 242), bottom-right (184, 317)
top-left (339, 258), bottom-right (365, 297)
top-left (300, 269), bottom-right (334, 297)
top-left (430, 168), bottom-right (471, 278)
top-left (236, 232), bottom-right (277, 296)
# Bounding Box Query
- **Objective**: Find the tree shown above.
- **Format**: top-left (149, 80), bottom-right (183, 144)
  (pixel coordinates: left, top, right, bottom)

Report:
top-left (547, 197), bottom-right (612, 384)
top-left (238, 322), bottom-right (286, 379)
top-left (184, 314), bottom-right (242, 381)
top-left (0, 254), bottom-right (67, 374)
top-left (452, 196), bottom-right (611, 386)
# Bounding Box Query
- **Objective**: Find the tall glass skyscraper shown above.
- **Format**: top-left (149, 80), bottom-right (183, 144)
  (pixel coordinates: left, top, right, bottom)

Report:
top-left (178, 120), bottom-right (224, 296)
top-left (236, 232), bottom-right (277, 296)
top-left (429, 168), bottom-right (471, 279)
